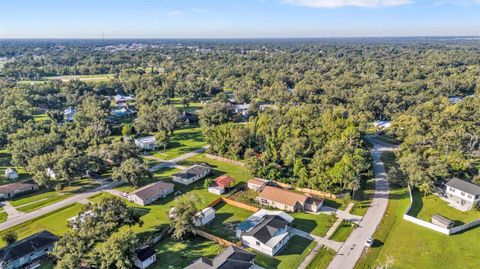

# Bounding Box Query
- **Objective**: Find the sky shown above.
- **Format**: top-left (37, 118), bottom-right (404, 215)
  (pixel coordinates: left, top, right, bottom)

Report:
top-left (0, 0), bottom-right (479, 38)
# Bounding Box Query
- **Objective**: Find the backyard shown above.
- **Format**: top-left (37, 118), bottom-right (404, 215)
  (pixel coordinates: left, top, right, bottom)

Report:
top-left (204, 201), bottom-right (254, 242)
top-left (149, 127), bottom-right (207, 160)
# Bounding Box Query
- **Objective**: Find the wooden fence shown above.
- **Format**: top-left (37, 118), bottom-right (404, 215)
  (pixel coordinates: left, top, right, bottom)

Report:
top-left (205, 154), bottom-right (246, 167)
top-left (206, 197), bottom-right (259, 212)
top-left (272, 180), bottom-right (344, 199)
top-left (195, 229), bottom-right (241, 247)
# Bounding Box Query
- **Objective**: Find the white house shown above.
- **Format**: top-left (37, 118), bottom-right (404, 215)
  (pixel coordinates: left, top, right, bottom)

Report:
top-left (64, 107), bottom-right (76, 122)
top-left (134, 246), bottom-right (156, 269)
top-left (134, 136), bottom-right (157, 151)
top-left (172, 165), bottom-right (211, 185)
top-left (46, 168), bottom-right (57, 179)
top-left (128, 181), bottom-right (175, 206)
top-left (373, 120), bottom-right (391, 130)
top-left (445, 178), bottom-right (480, 210)
top-left (247, 178), bottom-right (269, 192)
top-left (194, 207), bottom-right (216, 227)
top-left (185, 246), bottom-right (261, 269)
top-left (207, 175), bottom-right (235, 195)
top-left (4, 168), bottom-right (19, 180)
top-left (114, 94), bottom-right (135, 105)
top-left (236, 210), bottom-right (293, 256)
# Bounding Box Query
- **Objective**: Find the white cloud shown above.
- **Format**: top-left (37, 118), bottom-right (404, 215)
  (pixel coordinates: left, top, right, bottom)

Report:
top-left (166, 10), bottom-right (185, 16)
top-left (284, 0), bottom-right (413, 8)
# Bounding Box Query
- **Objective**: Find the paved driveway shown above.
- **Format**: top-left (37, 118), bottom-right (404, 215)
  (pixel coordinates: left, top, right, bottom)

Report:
top-left (326, 136), bottom-right (397, 269)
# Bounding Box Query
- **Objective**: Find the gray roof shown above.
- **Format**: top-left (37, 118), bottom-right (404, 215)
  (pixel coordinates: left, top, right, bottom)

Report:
top-left (243, 215), bottom-right (289, 244)
top-left (445, 178), bottom-right (480, 196)
top-left (184, 246), bottom-right (255, 269)
top-left (129, 181), bottom-right (174, 201)
top-left (173, 165), bottom-right (210, 180)
top-left (0, 230), bottom-right (58, 265)
top-left (431, 214), bottom-right (454, 226)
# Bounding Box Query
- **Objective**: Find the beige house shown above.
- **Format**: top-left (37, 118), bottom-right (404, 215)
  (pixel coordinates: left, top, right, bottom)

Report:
top-left (128, 181), bottom-right (175, 206)
top-left (0, 183), bottom-right (38, 200)
top-left (247, 178), bottom-right (269, 192)
top-left (257, 186), bottom-right (323, 213)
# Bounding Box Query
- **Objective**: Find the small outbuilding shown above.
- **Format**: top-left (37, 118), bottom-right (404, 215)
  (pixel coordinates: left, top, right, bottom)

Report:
top-left (431, 214), bottom-right (455, 229)
top-left (247, 178), bottom-right (269, 192)
top-left (134, 136), bottom-right (157, 151)
top-left (134, 246), bottom-right (157, 269)
top-left (194, 207), bottom-right (216, 227)
top-left (208, 175), bottom-right (235, 195)
top-left (4, 168), bottom-right (19, 180)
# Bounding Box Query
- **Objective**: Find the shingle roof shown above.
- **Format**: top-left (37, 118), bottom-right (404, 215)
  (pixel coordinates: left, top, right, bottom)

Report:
top-left (243, 215), bottom-right (289, 244)
top-left (214, 175), bottom-right (235, 188)
top-left (135, 246), bottom-right (156, 262)
top-left (135, 136), bottom-right (156, 144)
top-left (248, 178), bottom-right (268, 186)
top-left (0, 230), bottom-right (58, 264)
top-left (173, 165), bottom-right (210, 180)
top-left (446, 178), bottom-right (480, 196)
top-left (0, 183), bottom-right (37, 195)
top-left (184, 246), bottom-right (255, 269)
top-left (129, 181), bottom-right (174, 201)
top-left (258, 186), bottom-right (308, 207)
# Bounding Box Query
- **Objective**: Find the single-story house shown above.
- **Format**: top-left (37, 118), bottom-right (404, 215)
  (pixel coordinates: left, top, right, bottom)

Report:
top-left (257, 186), bottom-right (323, 213)
top-left (444, 177), bottom-right (480, 210)
top-left (247, 178), bottom-right (269, 192)
top-left (0, 230), bottom-right (59, 269)
top-left (64, 107), bottom-right (76, 122)
top-left (4, 168), bottom-right (19, 180)
top-left (112, 107), bottom-right (135, 117)
top-left (172, 165), bottom-right (211, 185)
top-left (128, 181), bottom-right (175, 206)
top-left (134, 246), bottom-right (157, 269)
top-left (431, 214), bottom-right (455, 229)
top-left (45, 168), bottom-right (57, 179)
top-left (208, 175), bottom-right (235, 195)
top-left (236, 209), bottom-right (294, 256)
top-left (184, 245), bottom-right (261, 269)
top-left (194, 207), bottom-right (216, 227)
top-left (373, 120), bottom-right (391, 130)
top-left (113, 94), bottom-right (135, 104)
top-left (134, 136), bottom-right (157, 151)
top-left (0, 183), bottom-right (39, 200)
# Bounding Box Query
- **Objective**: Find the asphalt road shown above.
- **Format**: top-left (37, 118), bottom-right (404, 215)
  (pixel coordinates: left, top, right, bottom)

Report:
top-left (327, 136), bottom-right (397, 269)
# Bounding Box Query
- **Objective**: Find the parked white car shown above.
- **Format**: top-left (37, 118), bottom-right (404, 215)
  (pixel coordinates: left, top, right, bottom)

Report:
top-left (365, 237), bottom-right (374, 247)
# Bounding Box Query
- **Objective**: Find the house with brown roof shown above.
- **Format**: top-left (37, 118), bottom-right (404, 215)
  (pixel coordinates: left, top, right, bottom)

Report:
top-left (0, 183), bottom-right (38, 200)
top-left (256, 186), bottom-right (323, 213)
top-left (208, 175), bottom-right (235, 195)
top-left (128, 181), bottom-right (175, 206)
top-left (247, 178), bottom-right (269, 192)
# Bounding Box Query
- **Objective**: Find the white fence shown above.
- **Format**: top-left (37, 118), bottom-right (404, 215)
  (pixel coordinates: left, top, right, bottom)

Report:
top-left (404, 186), bottom-right (480, 235)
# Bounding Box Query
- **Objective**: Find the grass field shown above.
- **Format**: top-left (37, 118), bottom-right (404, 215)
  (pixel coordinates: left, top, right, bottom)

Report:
top-left (330, 220), bottom-right (355, 242)
top-left (0, 211), bottom-right (7, 223)
top-left (153, 236), bottom-right (224, 269)
top-left (205, 201), bottom-right (253, 241)
top-left (150, 127), bottom-right (206, 160)
top-left (33, 113), bottom-right (50, 122)
top-left (409, 189), bottom-right (480, 225)
top-left (291, 212), bottom-right (336, 237)
top-left (305, 247), bottom-right (337, 269)
top-left (45, 74), bottom-right (114, 82)
top-left (355, 152), bottom-right (480, 269)
top-left (0, 203), bottom-right (84, 248)
top-left (253, 235), bottom-right (317, 269)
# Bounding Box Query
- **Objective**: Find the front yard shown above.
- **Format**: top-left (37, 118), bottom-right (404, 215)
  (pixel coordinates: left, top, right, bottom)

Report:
top-left (305, 247), bottom-right (337, 269)
top-left (330, 220), bottom-right (355, 242)
top-left (292, 212), bottom-right (337, 237)
top-left (253, 235), bottom-right (317, 269)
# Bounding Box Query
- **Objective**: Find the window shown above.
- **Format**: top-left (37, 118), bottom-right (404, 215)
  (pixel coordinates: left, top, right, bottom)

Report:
top-left (450, 187), bottom-right (455, 192)
top-left (461, 192), bottom-right (465, 196)
top-left (468, 195), bottom-right (472, 199)
top-left (256, 241), bottom-right (260, 246)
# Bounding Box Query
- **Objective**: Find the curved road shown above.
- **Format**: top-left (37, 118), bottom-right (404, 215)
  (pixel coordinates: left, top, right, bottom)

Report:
top-left (327, 136), bottom-right (397, 269)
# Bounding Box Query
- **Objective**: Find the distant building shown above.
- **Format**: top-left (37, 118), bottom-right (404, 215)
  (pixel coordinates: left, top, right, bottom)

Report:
top-left (373, 120), bottom-right (391, 130)
top-left (236, 209), bottom-right (293, 256)
top-left (134, 136), bottom-right (157, 151)
top-left (128, 181), bottom-right (175, 206)
top-left (247, 178), bottom-right (269, 192)
top-left (134, 246), bottom-right (157, 269)
top-left (208, 175), bottom-right (235, 195)
top-left (445, 178), bottom-right (480, 210)
top-left (0, 183), bottom-right (38, 200)
top-left (114, 94), bottom-right (135, 105)
top-left (4, 168), bottom-right (19, 180)
top-left (64, 107), bottom-right (76, 122)
top-left (184, 245), bottom-right (261, 269)
top-left (0, 230), bottom-right (59, 269)
top-left (45, 168), bottom-right (57, 179)
top-left (112, 107), bottom-right (135, 117)
top-left (172, 165), bottom-right (211, 185)
top-left (257, 186), bottom-right (323, 213)
top-left (194, 207), bottom-right (216, 227)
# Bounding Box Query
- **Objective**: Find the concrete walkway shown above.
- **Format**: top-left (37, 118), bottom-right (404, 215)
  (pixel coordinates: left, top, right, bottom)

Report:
top-left (1, 201), bottom-right (24, 219)
top-left (290, 228), bottom-right (343, 252)
top-left (326, 136), bottom-right (397, 269)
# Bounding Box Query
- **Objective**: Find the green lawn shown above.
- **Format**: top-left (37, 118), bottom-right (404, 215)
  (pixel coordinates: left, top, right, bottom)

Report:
top-left (149, 127), bottom-right (206, 160)
top-left (380, 151), bottom-right (396, 173)
top-left (44, 73), bottom-right (114, 81)
top-left (253, 235), bottom-right (317, 269)
top-left (0, 203), bottom-right (84, 248)
top-left (0, 211), bottom-right (7, 223)
top-left (114, 167), bottom-right (180, 193)
top-left (91, 155), bottom-right (253, 239)
top-left (10, 179), bottom-right (100, 212)
top-left (153, 236), bottom-right (224, 269)
top-left (305, 247), bottom-right (337, 269)
top-left (330, 221), bottom-right (355, 242)
top-left (38, 261), bottom-right (54, 269)
top-left (204, 202), bottom-right (253, 242)
top-left (351, 178), bottom-right (375, 216)
top-left (374, 134), bottom-right (399, 145)
top-left (33, 113), bottom-right (50, 122)
top-left (355, 154), bottom-right (480, 269)
top-left (291, 212), bottom-right (336, 237)
top-left (409, 189), bottom-right (480, 225)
